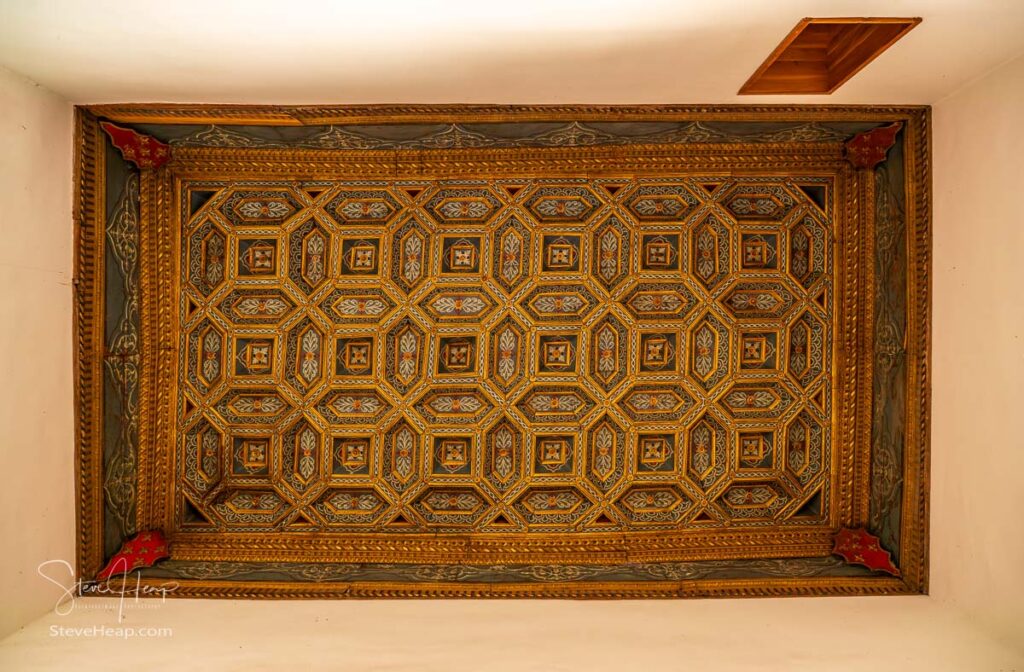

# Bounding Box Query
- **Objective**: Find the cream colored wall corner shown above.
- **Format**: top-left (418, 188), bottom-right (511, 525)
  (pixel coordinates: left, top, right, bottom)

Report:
top-left (931, 51), bottom-right (1024, 651)
top-left (0, 66), bottom-right (75, 638)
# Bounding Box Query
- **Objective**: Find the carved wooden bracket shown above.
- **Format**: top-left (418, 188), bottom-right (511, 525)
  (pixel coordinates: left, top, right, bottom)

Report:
top-left (844, 122), bottom-right (902, 169)
top-left (832, 527), bottom-right (900, 576)
top-left (100, 121), bottom-right (171, 169)
top-left (96, 530), bottom-right (170, 580)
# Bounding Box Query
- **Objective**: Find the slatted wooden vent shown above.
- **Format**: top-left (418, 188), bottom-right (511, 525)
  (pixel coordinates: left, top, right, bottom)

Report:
top-left (739, 17), bottom-right (921, 95)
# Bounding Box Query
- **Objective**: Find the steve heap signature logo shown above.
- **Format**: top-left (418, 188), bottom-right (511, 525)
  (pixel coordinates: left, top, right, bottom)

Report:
top-left (37, 559), bottom-right (179, 619)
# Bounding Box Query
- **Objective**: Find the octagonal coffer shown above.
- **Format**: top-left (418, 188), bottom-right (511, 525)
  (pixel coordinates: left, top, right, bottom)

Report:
top-left (686, 413), bottom-right (728, 491)
top-left (720, 281), bottom-right (796, 319)
top-left (383, 315), bottom-right (426, 397)
top-left (211, 488), bottom-right (287, 526)
top-left (318, 287), bottom-right (398, 324)
top-left (217, 289), bottom-right (296, 326)
top-left (312, 488), bottom-right (391, 526)
top-left (588, 214), bottom-right (631, 292)
top-left (513, 487), bottom-right (592, 527)
top-left (183, 418), bottom-right (223, 495)
top-left (718, 381), bottom-right (795, 420)
top-left (588, 313), bottom-right (629, 393)
top-left (491, 215), bottom-right (532, 295)
top-left (788, 215), bottom-right (829, 288)
top-left (486, 315), bottom-right (527, 395)
top-left (520, 284), bottom-right (599, 323)
top-left (413, 386), bottom-right (494, 425)
top-left (214, 388), bottom-right (293, 427)
top-left (785, 410), bottom-right (825, 487)
top-left (187, 219), bottom-right (228, 297)
top-left (284, 318), bottom-right (325, 395)
top-left (325, 187), bottom-right (403, 226)
top-left (788, 310), bottom-right (826, 389)
top-left (219, 188), bottom-right (304, 227)
top-left (585, 414), bottom-right (626, 492)
top-left (413, 487), bottom-right (491, 526)
top-left (617, 384), bottom-right (695, 423)
top-left (690, 214), bottom-right (732, 291)
top-left (688, 313), bottom-right (731, 392)
top-left (484, 417), bottom-right (525, 492)
top-left (524, 185), bottom-right (601, 223)
top-left (314, 388), bottom-right (393, 426)
top-left (721, 183), bottom-right (797, 223)
top-left (623, 182), bottom-right (700, 223)
top-left (280, 418), bottom-right (323, 495)
top-left (287, 218), bottom-right (331, 294)
top-left (389, 216), bottom-right (432, 294)
top-left (614, 485), bottom-right (692, 524)
top-left (381, 419), bottom-right (421, 493)
top-left (516, 385), bottom-right (596, 423)
top-left (621, 282), bottom-right (698, 322)
top-left (419, 286), bottom-right (499, 324)
top-left (425, 186), bottom-right (505, 225)
top-left (716, 480), bottom-right (790, 520)
top-left (187, 319), bottom-right (225, 395)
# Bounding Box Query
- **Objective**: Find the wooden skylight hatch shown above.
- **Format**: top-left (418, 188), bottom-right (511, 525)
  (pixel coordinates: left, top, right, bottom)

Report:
top-left (739, 17), bottom-right (921, 95)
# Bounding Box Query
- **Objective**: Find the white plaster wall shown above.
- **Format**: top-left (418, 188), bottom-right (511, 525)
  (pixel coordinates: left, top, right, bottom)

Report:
top-left (0, 66), bottom-right (75, 639)
top-left (1, 596), bottom-right (1022, 671)
top-left (931, 52), bottom-right (1024, 650)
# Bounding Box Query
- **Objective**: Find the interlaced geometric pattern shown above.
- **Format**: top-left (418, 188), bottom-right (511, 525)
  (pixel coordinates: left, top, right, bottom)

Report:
top-left (178, 177), bottom-right (832, 534)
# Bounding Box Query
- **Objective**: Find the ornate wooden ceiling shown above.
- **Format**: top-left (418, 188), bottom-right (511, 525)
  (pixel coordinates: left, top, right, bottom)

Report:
top-left (74, 105), bottom-right (930, 598)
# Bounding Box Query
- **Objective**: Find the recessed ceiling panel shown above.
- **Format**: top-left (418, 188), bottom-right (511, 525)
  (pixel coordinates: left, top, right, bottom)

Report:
top-left (739, 18), bottom-right (921, 95)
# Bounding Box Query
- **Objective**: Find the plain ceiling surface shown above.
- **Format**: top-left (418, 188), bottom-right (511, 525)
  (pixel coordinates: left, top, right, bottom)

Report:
top-left (1, 0), bottom-right (1023, 105)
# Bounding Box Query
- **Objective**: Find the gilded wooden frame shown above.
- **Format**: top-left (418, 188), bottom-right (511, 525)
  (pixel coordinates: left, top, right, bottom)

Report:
top-left (74, 105), bottom-right (930, 598)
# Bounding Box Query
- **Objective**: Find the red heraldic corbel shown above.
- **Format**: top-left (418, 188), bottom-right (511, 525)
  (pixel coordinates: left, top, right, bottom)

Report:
top-left (100, 121), bottom-right (171, 169)
top-left (832, 527), bottom-right (901, 576)
top-left (96, 530), bottom-right (170, 580)
top-left (844, 122), bottom-right (902, 169)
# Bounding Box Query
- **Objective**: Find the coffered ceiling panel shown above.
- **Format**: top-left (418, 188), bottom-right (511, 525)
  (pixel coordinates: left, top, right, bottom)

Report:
top-left (74, 104), bottom-right (929, 597)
